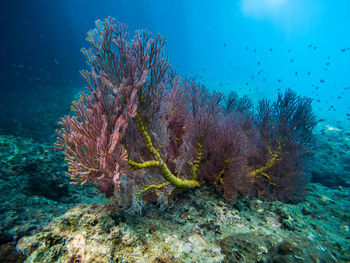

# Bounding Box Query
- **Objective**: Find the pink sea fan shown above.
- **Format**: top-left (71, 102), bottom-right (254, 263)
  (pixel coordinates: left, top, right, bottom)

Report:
top-left (55, 70), bottom-right (137, 197)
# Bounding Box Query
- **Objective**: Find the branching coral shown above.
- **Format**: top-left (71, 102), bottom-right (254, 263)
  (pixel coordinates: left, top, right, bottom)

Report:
top-left (56, 17), bottom-right (317, 209)
top-left (56, 17), bottom-right (201, 205)
top-left (55, 70), bottom-right (137, 197)
top-left (253, 88), bottom-right (317, 201)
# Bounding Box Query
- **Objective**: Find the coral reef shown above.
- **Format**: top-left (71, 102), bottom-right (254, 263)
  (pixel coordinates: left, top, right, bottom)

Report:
top-left (1, 131), bottom-right (348, 262)
top-left (0, 232), bottom-right (24, 263)
top-left (310, 125), bottom-right (350, 188)
top-left (55, 17), bottom-right (317, 210)
top-left (16, 184), bottom-right (349, 262)
top-left (252, 88), bottom-right (317, 201)
top-left (0, 135), bottom-right (106, 236)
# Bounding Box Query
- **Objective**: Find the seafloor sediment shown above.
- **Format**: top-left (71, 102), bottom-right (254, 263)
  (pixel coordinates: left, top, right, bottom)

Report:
top-left (16, 183), bottom-right (349, 262)
top-left (0, 123), bottom-right (349, 262)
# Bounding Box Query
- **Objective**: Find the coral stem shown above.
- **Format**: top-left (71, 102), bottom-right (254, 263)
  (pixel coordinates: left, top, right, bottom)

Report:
top-left (128, 111), bottom-right (200, 190)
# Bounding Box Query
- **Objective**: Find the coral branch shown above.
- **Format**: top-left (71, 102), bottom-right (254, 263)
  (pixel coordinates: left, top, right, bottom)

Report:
top-left (136, 182), bottom-right (169, 197)
top-left (251, 142), bottom-right (282, 187)
top-left (190, 142), bottom-right (203, 180)
top-left (132, 111), bottom-right (200, 190)
top-left (56, 17), bottom-right (317, 209)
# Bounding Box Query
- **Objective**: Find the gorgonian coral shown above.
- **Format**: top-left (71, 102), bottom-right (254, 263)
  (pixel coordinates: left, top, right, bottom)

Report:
top-left (252, 89), bottom-right (317, 201)
top-left (55, 17), bottom-right (317, 210)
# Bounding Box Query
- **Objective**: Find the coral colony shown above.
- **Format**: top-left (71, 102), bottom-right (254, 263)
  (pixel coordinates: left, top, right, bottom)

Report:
top-left (55, 17), bottom-right (317, 211)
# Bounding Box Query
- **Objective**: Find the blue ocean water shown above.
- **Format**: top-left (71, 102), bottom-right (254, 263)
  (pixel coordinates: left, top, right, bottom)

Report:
top-left (0, 1), bottom-right (349, 262)
top-left (1, 0), bottom-right (350, 143)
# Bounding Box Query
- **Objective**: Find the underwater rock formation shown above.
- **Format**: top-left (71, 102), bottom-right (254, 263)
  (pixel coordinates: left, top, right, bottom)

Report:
top-left (310, 125), bottom-right (350, 188)
top-left (16, 185), bottom-right (348, 262)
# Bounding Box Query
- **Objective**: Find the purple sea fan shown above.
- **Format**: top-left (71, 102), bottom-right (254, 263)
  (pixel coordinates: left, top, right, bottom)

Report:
top-left (55, 16), bottom-right (317, 208)
top-left (163, 76), bottom-right (191, 165)
top-left (200, 113), bottom-right (253, 203)
top-left (171, 80), bottom-right (253, 203)
top-left (253, 88), bottom-right (317, 201)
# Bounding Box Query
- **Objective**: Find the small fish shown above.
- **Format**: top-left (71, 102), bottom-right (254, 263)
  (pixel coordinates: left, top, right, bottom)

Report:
top-left (53, 59), bottom-right (61, 66)
top-left (245, 82), bottom-right (248, 85)
top-left (326, 62), bottom-right (330, 66)
top-left (341, 48), bottom-right (349, 52)
top-left (324, 68), bottom-right (328, 71)
top-left (251, 75), bottom-right (254, 80)
top-left (307, 72), bottom-right (311, 76)
top-left (290, 59), bottom-right (294, 62)
top-left (295, 71), bottom-right (298, 76)
top-left (318, 118), bottom-right (325, 122)
top-left (308, 44), bottom-right (313, 47)
top-left (317, 99), bottom-right (321, 103)
top-left (337, 96), bottom-right (341, 99)
top-left (315, 86), bottom-right (319, 90)
top-left (223, 43), bottom-right (226, 47)
top-left (263, 78), bottom-right (266, 82)
top-left (313, 46), bottom-right (317, 50)
top-left (320, 79), bottom-right (325, 83)
top-left (245, 46), bottom-right (248, 50)
top-left (288, 49), bottom-right (291, 52)
top-left (254, 48), bottom-right (256, 53)
top-left (257, 61), bottom-right (261, 66)
top-left (278, 79), bottom-right (282, 82)
top-left (269, 48), bottom-right (273, 51)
